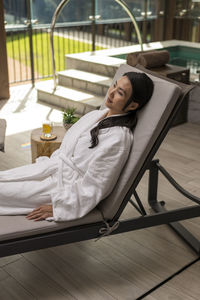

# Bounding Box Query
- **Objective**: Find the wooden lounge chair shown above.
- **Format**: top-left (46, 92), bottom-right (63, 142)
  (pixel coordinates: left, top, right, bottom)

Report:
top-left (0, 64), bottom-right (200, 258)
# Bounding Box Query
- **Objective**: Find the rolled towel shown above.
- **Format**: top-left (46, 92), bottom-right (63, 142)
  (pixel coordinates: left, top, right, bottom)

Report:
top-left (127, 50), bottom-right (170, 68)
top-left (127, 50), bottom-right (154, 67)
top-left (137, 50), bottom-right (170, 68)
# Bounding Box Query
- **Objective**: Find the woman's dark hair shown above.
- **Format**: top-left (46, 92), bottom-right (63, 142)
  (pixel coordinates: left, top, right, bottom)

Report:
top-left (123, 71), bottom-right (154, 111)
top-left (89, 71), bottom-right (154, 148)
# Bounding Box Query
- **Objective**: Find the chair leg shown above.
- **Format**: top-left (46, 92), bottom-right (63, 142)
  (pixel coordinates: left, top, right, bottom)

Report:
top-left (148, 159), bottom-right (160, 207)
top-left (148, 160), bottom-right (200, 255)
top-left (153, 202), bottom-right (200, 255)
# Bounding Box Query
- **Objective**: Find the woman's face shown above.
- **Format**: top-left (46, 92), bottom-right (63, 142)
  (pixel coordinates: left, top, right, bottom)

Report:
top-left (105, 76), bottom-right (138, 116)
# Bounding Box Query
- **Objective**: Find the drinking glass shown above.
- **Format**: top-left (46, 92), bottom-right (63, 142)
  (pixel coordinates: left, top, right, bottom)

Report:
top-left (42, 120), bottom-right (53, 138)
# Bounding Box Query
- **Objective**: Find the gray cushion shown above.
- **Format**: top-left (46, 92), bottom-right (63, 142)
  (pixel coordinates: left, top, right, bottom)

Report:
top-left (0, 208), bottom-right (102, 241)
top-left (98, 64), bottom-right (181, 219)
top-left (0, 119), bottom-right (6, 152)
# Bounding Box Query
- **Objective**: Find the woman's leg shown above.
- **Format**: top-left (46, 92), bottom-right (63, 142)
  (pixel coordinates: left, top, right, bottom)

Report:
top-left (0, 176), bottom-right (56, 215)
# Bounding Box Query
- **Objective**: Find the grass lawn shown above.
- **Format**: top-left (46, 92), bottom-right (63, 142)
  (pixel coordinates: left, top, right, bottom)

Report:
top-left (6, 31), bottom-right (105, 77)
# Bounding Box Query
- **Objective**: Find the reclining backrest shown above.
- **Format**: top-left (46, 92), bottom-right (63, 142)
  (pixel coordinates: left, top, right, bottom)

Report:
top-left (98, 64), bottom-right (190, 220)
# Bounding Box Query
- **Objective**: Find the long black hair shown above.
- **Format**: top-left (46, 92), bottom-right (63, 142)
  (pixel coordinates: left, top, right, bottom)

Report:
top-left (89, 72), bottom-right (154, 149)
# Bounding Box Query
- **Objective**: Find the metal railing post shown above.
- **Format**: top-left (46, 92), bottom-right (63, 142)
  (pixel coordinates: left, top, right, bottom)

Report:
top-left (50, 0), bottom-right (71, 91)
top-left (91, 0), bottom-right (96, 52)
top-left (89, 0), bottom-right (101, 52)
top-left (26, 0), bottom-right (35, 86)
top-left (114, 0), bottom-right (143, 50)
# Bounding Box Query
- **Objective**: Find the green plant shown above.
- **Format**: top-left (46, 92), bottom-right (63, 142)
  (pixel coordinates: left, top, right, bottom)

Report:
top-left (62, 107), bottom-right (80, 125)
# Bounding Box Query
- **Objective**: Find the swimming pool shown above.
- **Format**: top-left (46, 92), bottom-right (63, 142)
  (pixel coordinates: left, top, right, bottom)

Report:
top-left (113, 46), bottom-right (200, 75)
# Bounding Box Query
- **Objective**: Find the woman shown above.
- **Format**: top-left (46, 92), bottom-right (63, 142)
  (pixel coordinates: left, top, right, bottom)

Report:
top-left (0, 72), bottom-right (154, 222)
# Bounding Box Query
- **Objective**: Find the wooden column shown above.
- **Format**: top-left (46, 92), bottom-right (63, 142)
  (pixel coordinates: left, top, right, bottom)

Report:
top-left (123, 22), bottom-right (131, 41)
top-left (97, 24), bottom-right (104, 35)
top-left (0, 0), bottom-right (9, 100)
top-left (163, 0), bottom-right (176, 40)
top-left (153, 1), bottom-right (164, 41)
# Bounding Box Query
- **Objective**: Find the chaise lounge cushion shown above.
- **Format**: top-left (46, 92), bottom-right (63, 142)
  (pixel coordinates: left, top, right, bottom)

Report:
top-left (0, 209), bottom-right (102, 241)
top-left (99, 64), bottom-right (182, 219)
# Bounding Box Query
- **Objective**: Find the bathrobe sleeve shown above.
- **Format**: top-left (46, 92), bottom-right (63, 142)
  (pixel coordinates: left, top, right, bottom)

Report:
top-left (51, 127), bottom-right (133, 221)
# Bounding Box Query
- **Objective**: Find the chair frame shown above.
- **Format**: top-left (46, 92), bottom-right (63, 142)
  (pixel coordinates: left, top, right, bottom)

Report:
top-left (0, 67), bottom-right (200, 258)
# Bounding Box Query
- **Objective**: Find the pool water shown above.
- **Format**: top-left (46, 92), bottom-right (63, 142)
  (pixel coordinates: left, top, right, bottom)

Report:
top-left (113, 46), bottom-right (200, 74)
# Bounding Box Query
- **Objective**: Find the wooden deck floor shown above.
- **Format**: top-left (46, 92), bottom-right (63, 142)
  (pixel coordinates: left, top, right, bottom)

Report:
top-left (0, 85), bottom-right (200, 299)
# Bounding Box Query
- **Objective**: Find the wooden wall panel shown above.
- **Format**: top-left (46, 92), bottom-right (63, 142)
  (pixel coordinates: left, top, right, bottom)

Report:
top-left (0, 0), bottom-right (9, 100)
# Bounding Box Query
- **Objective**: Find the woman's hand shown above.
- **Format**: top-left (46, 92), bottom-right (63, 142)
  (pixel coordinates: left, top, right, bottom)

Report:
top-left (26, 205), bottom-right (53, 221)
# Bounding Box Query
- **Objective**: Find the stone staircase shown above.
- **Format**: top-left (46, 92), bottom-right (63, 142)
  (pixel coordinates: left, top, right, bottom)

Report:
top-left (37, 53), bottom-right (125, 115)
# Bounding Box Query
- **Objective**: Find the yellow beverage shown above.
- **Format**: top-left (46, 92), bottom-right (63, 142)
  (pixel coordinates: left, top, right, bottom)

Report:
top-left (43, 123), bottom-right (51, 134)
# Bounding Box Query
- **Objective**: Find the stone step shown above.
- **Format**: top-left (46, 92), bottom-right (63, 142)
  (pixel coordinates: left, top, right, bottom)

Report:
top-left (66, 52), bottom-right (124, 77)
top-left (37, 80), bottom-right (105, 115)
top-left (58, 69), bottom-right (112, 96)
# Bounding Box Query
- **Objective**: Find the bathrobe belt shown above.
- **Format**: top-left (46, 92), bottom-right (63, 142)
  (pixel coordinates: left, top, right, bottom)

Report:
top-left (58, 153), bottom-right (84, 188)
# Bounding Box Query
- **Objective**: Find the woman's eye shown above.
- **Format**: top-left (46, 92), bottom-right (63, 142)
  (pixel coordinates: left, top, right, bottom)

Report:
top-left (118, 90), bottom-right (123, 96)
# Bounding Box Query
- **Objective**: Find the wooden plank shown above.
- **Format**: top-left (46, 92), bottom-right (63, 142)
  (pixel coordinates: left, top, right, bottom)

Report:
top-left (3, 257), bottom-right (75, 299)
top-left (0, 130), bottom-right (32, 170)
top-left (75, 239), bottom-right (160, 290)
top-left (0, 277), bottom-right (34, 300)
top-left (165, 261), bottom-right (200, 299)
top-left (23, 248), bottom-right (116, 300)
top-left (0, 268), bottom-right (9, 282)
top-left (0, 254), bottom-right (22, 267)
top-left (49, 243), bottom-right (145, 299)
top-left (145, 261), bottom-right (200, 300)
top-left (103, 231), bottom-right (194, 279)
top-left (144, 285), bottom-right (196, 300)
top-left (129, 228), bottom-right (196, 262)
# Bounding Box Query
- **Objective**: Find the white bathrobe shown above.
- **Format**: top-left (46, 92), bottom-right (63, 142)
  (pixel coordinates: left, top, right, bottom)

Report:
top-left (0, 109), bottom-right (133, 221)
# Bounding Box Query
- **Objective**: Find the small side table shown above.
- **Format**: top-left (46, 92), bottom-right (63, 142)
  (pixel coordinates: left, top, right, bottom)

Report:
top-left (31, 126), bottom-right (66, 163)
